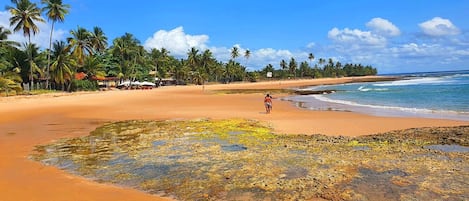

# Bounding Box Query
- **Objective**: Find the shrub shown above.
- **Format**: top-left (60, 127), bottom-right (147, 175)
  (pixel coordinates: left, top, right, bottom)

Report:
top-left (71, 80), bottom-right (98, 91)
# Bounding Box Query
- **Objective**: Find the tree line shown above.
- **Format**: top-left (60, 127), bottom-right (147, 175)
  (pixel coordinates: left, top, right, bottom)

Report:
top-left (0, 0), bottom-right (377, 95)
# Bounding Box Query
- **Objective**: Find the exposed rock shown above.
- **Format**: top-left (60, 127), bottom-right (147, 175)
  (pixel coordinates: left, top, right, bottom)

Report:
top-left (31, 119), bottom-right (469, 201)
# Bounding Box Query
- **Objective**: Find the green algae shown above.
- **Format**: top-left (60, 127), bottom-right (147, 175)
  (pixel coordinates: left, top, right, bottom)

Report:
top-left (31, 120), bottom-right (469, 201)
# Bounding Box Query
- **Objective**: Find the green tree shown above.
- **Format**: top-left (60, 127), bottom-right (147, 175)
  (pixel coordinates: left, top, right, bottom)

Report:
top-left (50, 40), bottom-right (75, 90)
top-left (0, 75), bottom-right (22, 96)
top-left (212, 62), bottom-right (224, 82)
top-left (0, 28), bottom-right (22, 96)
top-left (312, 64), bottom-right (322, 78)
top-left (299, 61), bottom-right (311, 77)
top-left (110, 33), bottom-right (140, 81)
top-left (22, 43), bottom-right (44, 89)
top-left (0, 26), bottom-right (18, 72)
top-left (226, 46), bottom-right (241, 83)
top-left (335, 61), bottom-right (344, 77)
top-left (279, 59), bottom-right (287, 76)
top-left (318, 58), bottom-right (325, 68)
top-left (0, 26), bottom-right (19, 48)
top-left (244, 49), bottom-right (250, 67)
top-left (201, 49), bottom-right (212, 71)
top-left (67, 27), bottom-right (92, 66)
top-left (89, 26), bottom-right (107, 54)
top-left (187, 47), bottom-right (199, 71)
top-left (288, 57), bottom-right (297, 78)
top-left (231, 46), bottom-right (239, 61)
top-left (82, 54), bottom-right (105, 79)
top-left (41, 0), bottom-right (69, 89)
top-left (261, 64), bottom-right (275, 79)
top-left (100, 51), bottom-right (120, 78)
top-left (308, 53), bottom-right (314, 67)
top-left (150, 47), bottom-right (171, 80)
top-left (7, 0), bottom-right (45, 89)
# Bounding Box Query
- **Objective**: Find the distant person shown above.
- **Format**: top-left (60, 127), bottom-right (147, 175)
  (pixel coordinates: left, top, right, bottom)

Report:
top-left (264, 94), bottom-right (273, 114)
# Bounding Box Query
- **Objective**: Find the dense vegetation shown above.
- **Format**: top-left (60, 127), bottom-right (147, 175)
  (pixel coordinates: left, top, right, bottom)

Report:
top-left (0, 0), bottom-right (377, 95)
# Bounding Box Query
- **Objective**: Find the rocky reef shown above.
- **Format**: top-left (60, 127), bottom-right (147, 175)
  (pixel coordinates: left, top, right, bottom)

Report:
top-left (31, 119), bottom-right (469, 201)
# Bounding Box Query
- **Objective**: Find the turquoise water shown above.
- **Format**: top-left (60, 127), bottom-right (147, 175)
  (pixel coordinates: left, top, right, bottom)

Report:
top-left (287, 70), bottom-right (469, 121)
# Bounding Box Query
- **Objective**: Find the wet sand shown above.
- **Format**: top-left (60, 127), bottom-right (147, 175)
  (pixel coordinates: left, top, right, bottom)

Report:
top-left (1, 77), bottom-right (467, 201)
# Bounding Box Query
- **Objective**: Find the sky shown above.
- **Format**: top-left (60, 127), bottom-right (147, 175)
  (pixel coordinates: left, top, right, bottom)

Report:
top-left (1, 0), bottom-right (468, 74)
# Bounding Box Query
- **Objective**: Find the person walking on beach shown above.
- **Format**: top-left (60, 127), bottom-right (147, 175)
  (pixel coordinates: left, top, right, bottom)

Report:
top-left (264, 94), bottom-right (273, 114)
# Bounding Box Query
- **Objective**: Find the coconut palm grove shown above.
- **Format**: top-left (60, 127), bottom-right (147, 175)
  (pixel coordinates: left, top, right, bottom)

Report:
top-left (0, 0), bottom-right (377, 95)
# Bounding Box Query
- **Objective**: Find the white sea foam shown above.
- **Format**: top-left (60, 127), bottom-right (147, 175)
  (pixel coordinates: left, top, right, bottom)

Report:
top-left (373, 77), bottom-right (451, 87)
top-left (312, 95), bottom-right (468, 116)
top-left (358, 86), bottom-right (389, 92)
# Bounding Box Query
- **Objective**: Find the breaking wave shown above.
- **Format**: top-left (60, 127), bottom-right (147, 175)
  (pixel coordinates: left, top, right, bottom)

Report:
top-left (313, 95), bottom-right (469, 116)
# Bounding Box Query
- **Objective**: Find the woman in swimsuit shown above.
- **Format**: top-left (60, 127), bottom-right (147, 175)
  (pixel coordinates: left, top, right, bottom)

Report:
top-left (264, 94), bottom-right (273, 114)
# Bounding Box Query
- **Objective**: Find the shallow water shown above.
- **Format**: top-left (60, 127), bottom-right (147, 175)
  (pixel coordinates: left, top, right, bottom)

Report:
top-left (425, 144), bottom-right (469, 153)
top-left (31, 119), bottom-right (469, 200)
top-left (286, 71), bottom-right (469, 121)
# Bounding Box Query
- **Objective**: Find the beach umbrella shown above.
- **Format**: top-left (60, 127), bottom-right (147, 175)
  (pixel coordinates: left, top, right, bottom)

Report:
top-left (140, 81), bottom-right (156, 86)
top-left (118, 81), bottom-right (131, 87)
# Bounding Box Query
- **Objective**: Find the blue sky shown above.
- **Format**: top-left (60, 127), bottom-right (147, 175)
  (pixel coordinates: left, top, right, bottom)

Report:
top-left (1, 0), bottom-right (468, 74)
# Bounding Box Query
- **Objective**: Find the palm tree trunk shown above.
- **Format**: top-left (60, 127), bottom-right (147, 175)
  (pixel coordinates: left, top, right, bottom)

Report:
top-left (28, 35), bottom-right (33, 92)
top-left (46, 21), bottom-right (55, 90)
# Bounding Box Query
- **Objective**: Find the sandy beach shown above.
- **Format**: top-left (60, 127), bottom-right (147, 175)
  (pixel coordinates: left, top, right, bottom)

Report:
top-left (1, 77), bottom-right (467, 201)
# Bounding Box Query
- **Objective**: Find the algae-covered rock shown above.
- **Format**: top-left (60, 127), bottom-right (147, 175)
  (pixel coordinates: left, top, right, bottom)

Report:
top-left (31, 120), bottom-right (469, 201)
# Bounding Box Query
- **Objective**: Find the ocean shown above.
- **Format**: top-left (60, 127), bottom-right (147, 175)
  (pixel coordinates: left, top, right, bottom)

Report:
top-left (285, 70), bottom-right (469, 121)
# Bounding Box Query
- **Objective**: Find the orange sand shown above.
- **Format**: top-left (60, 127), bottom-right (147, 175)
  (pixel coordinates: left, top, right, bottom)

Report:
top-left (0, 77), bottom-right (467, 201)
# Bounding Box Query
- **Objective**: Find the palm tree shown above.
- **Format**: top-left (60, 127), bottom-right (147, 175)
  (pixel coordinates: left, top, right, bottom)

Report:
top-left (299, 61), bottom-right (310, 77)
top-left (111, 37), bottom-right (129, 81)
top-left (82, 55), bottom-right (105, 79)
top-left (150, 47), bottom-right (170, 80)
top-left (0, 26), bottom-right (19, 48)
top-left (7, 0), bottom-right (45, 90)
top-left (226, 47), bottom-right (241, 82)
top-left (0, 74), bottom-right (22, 96)
top-left (308, 53), bottom-right (314, 67)
top-left (280, 59), bottom-right (287, 71)
top-left (318, 58), bottom-right (325, 67)
top-left (187, 47), bottom-right (199, 70)
top-left (110, 33), bottom-right (140, 81)
top-left (230, 46), bottom-right (239, 61)
top-left (244, 49), bottom-right (250, 67)
top-left (201, 49), bottom-right (213, 74)
top-left (288, 57), bottom-right (297, 78)
top-left (22, 43), bottom-right (44, 88)
top-left (50, 40), bottom-right (75, 90)
top-left (89, 26), bottom-right (108, 54)
top-left (0, 28), bottom-right (22, 96)
top-left (41, 0), bottom-right (70, 89)
top-left (67, 26), bottom-right (92, 66)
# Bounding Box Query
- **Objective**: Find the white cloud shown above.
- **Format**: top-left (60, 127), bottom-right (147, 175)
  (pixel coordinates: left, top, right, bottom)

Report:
top-left (419, 17), bottom-right (460, 36)
top-left (255, 48), bottom-right (293, 60)
top-left (246, 48), bottom-right (294, 69)
top-left (143, 27), bottom-right (298, 69)
top-left (211, 46), bottom-right (295, 69)
top-left (143, 26), bottom-right (209, 56)
top-left (0, 11), bottom-right (66, 49)
top-left (328, 27), bottom-right (386, 47)
top-left (306, 42), bottom-right (315, 48)
top-left (366, 17), bottom-right (400, 37)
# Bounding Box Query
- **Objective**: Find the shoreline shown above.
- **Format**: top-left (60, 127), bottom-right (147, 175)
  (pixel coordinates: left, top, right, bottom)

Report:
top-left (1, 76), bottom-right (468, 201)
top-left (285, 95), bottom-right (469, 122)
